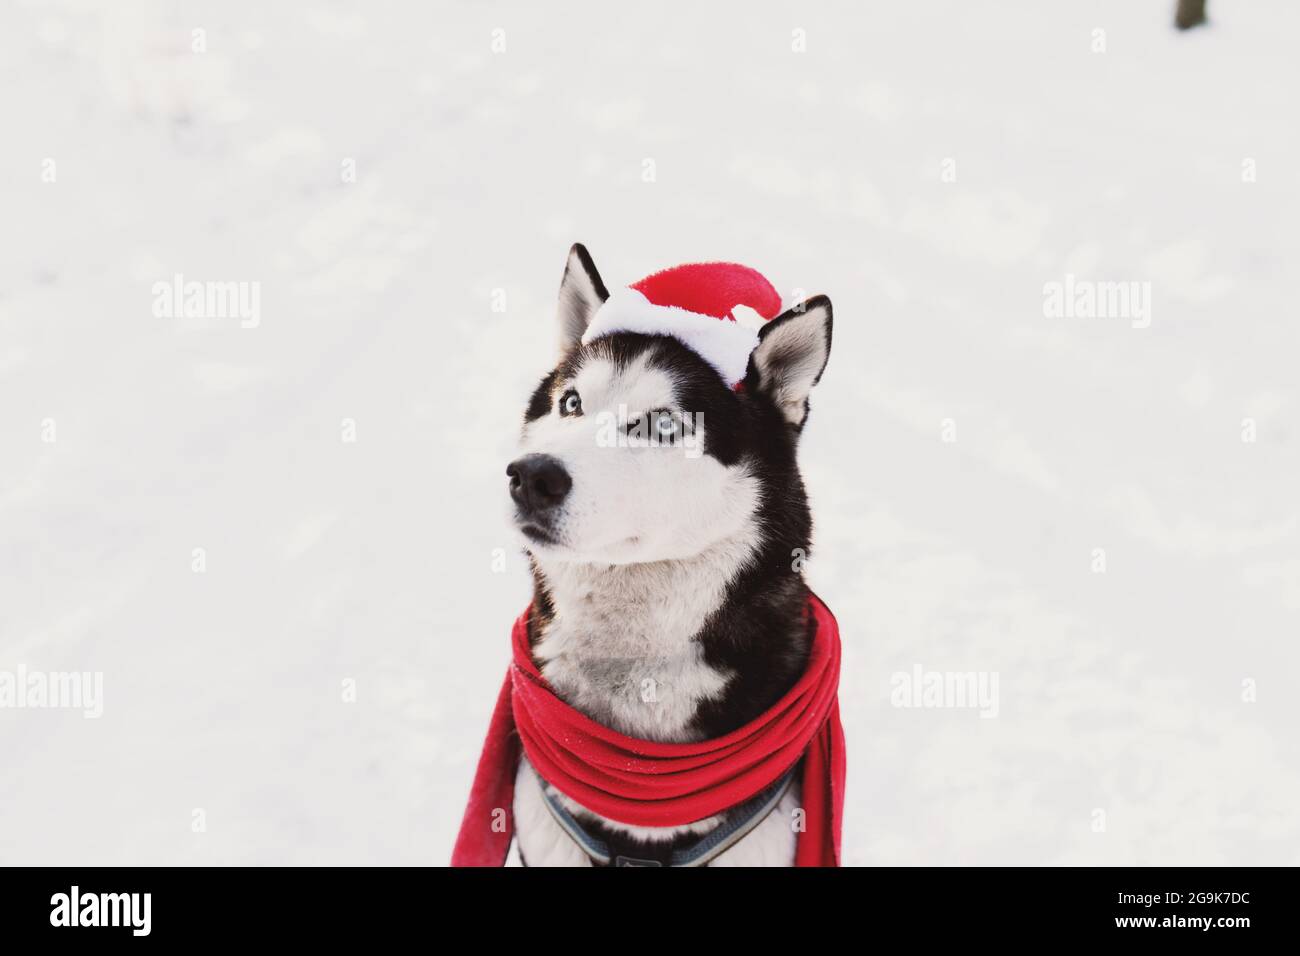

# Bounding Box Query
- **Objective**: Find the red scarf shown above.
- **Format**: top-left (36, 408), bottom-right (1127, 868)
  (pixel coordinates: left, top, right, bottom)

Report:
top-left (452, 592), bottom-right (846, 866)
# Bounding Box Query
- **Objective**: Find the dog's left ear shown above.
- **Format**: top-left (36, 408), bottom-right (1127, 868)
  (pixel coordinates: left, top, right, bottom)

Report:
top-left (556, 243), bottom-right (608, 354)
top-left (747, 296), bottom-right (833, 427)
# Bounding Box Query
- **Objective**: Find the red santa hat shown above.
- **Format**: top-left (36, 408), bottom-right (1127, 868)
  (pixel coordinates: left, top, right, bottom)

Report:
top-left (580, 262), bottom-right (785, 388)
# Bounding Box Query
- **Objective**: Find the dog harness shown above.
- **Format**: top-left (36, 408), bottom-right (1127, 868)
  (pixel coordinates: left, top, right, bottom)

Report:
top-left (534, 764), bottom-right (798, 867)
top-left (452, 593), bottom-right (846, 867)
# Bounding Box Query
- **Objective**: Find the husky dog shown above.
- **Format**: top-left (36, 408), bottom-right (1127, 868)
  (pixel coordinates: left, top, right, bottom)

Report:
top-left (507, 244), bottom-right (832, 866)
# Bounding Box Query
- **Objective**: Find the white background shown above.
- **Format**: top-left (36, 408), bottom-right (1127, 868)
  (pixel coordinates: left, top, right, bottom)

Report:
top-left (2, 1), bottom-right (1298, 865)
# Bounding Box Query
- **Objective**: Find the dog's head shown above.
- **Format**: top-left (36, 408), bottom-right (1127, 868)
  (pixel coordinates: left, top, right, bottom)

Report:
top-left (507, 244), bottom-right (832, 565)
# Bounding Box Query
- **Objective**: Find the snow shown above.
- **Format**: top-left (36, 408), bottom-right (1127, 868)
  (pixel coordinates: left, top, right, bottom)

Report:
top-left (2, 0), bottom-right (1298, 865)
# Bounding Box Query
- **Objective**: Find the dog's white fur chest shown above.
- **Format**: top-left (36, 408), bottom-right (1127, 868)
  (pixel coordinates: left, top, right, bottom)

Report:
top-left (532, 539), bottom-right (753, 742)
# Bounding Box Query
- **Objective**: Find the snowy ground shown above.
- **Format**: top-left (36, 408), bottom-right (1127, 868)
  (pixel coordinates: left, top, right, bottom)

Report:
top-left (2, 1), bottom-right (1299, 865)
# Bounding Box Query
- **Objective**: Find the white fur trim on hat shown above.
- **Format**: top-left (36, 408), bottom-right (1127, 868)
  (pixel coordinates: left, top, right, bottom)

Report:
top-left (581, 288), bottom-right (761, 387)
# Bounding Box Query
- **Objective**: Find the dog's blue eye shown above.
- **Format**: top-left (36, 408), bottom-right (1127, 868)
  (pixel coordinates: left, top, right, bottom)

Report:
top-left (560, 390), bottom-right (582, 416)
top-left (655, 411), bottom-right (677, 440)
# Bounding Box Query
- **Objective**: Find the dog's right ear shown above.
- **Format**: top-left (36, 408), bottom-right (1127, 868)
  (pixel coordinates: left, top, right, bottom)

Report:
top-left (557, 243), bottom-right (608, 354)
top-left (747, 296), bottom-right (833, 428)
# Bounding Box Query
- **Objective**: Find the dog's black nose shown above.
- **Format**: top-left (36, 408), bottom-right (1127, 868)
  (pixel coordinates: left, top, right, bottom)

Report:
top-left (507, 454), bottom-right (572, 512)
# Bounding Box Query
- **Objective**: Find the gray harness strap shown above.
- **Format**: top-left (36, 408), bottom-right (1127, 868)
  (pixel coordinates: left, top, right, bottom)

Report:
top-left (538, 765), bottom-right (798, 868)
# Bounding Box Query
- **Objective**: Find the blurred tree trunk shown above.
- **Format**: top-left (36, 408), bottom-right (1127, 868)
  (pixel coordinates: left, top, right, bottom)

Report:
top-left (1176, 0), bottom-right (1207, 30)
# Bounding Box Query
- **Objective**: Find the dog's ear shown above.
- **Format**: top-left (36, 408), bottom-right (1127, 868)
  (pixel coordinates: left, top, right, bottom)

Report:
top-left (557, 243), bottom-right (608, 354)
top-left (747, 296), bottom-right (832, 427)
